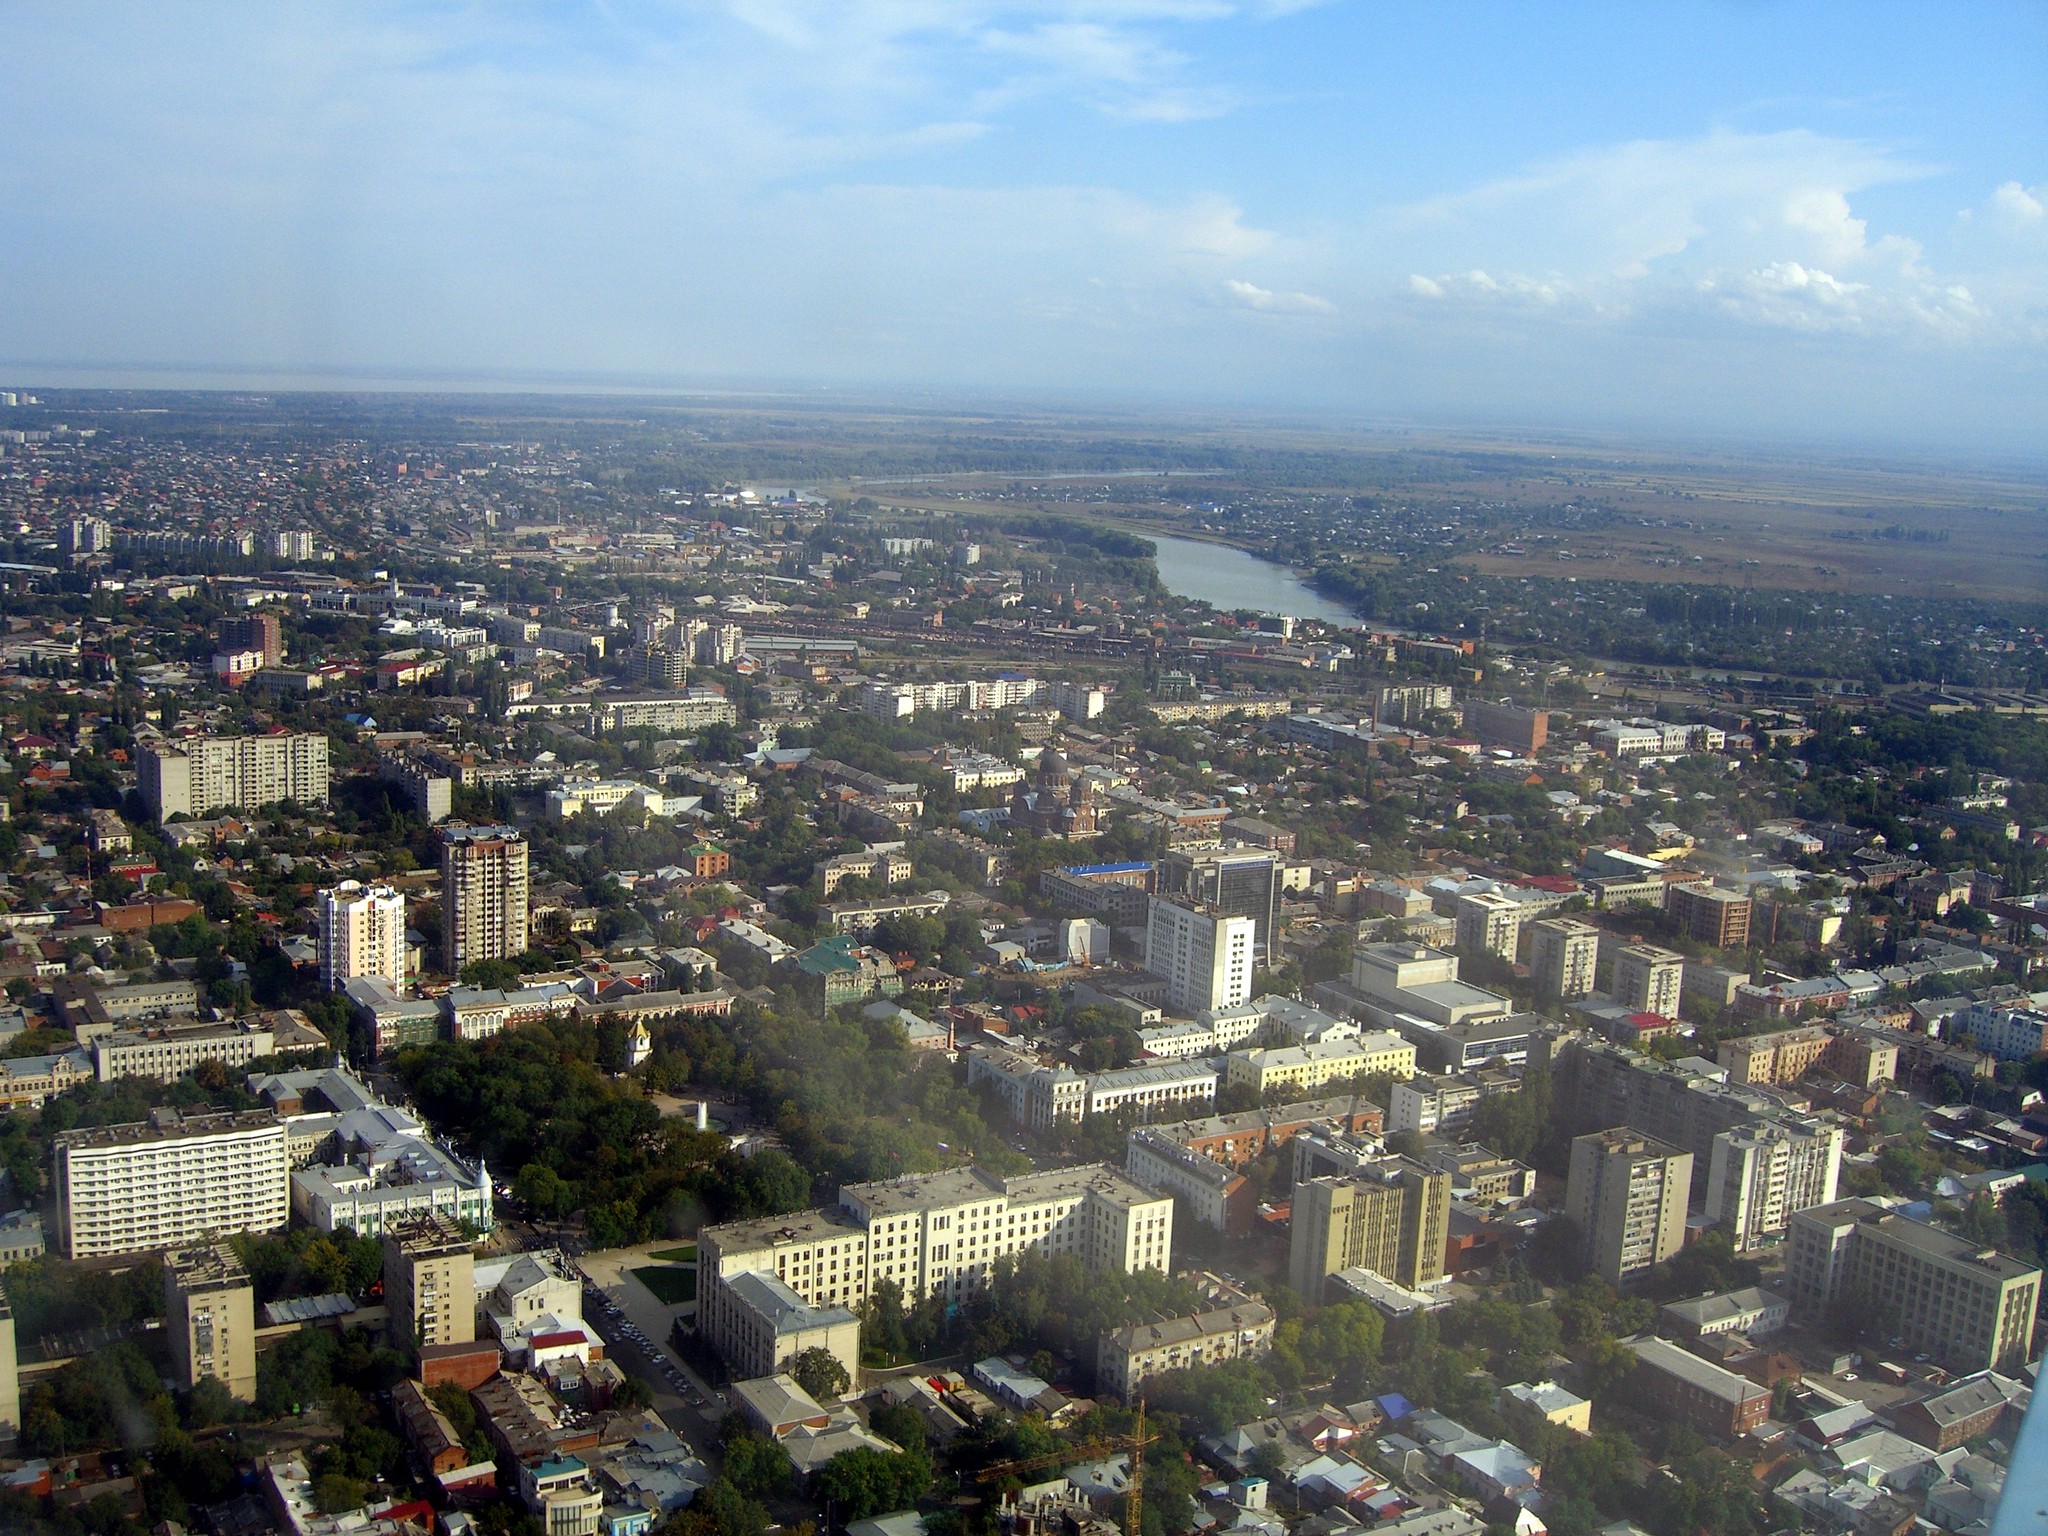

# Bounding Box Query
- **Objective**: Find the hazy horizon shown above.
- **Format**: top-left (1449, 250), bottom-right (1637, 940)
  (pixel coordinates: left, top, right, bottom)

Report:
top-left (3, 3), bottom-right (2043, 453)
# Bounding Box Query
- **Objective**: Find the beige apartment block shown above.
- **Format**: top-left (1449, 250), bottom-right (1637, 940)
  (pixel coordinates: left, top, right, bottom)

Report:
top-left (1289, 1157), bottom-right (1451, 1298)
top-left (165, 1244), bottom-right (258, 1400)
top-left (1567, 1128), bottom-right (1692, 1288)
top-left (385, 1214), bottom-right (476, 1351)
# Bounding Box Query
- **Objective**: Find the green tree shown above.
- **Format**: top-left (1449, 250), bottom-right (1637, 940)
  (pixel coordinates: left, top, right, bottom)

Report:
top-left (787, 1346), bottom-right (851, 1402)
top-left (813, 1445), bottom-right (931, 1522)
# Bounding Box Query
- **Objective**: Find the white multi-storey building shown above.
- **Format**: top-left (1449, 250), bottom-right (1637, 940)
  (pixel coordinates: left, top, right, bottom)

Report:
top-left (1528, 917), bottom-right (1600, 1002)
top-left (140, 734), bottom-right (331, 821)
top-left (1144, 897), bottom-right (1255, 1015)
top-left (1614, 943), bottom-right (1686, 1019)
top-left (1453, 890), bottom-right (1525, 961)
top-left (91, 1021), bottom-right (277, 1084)
top-left (319, 881), bottom-right (408, 992)
top-left (54, 1109), bottom-right (290, 1259)
top-left (1706, 1120), bottom-right (1843, 1252)
top-left (697, 1164), bottom-right (1171, 1372)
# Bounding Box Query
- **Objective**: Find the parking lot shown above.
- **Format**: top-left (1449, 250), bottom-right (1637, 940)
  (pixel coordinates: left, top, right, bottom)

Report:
top-left (577, 1243), bottom-right (724, 1438)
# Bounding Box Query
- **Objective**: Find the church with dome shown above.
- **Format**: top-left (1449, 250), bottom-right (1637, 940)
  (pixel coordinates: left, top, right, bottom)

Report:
top-left (1008, 746), bottom-right (1100, 840)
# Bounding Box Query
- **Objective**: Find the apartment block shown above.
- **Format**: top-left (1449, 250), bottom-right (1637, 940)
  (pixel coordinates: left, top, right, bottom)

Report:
top-left (1157, 845), bottom-right (1280, 962)
top-left (1289, 1158), bottom-right (1452, 1298)
top-left (319, 880), bottom-right (409, 993)
top-left (698, 1164), bottom-right (1171, 1375)
top-left (216, 612), bottom-right (283, 668)
top-left (140, 733), bottom-right (330, 821)
top-left (1668, 884), bottom-right (1753, 949)
top-left (384, 1214), bottom-right (476, 1351)
top-left (1717, 1025), bottom-right (1831, 1086)
top-left (1462, 701), bottom-right (1549, 755)
top-left (1225, 1033), bottom-right (1415, 1098)
top-left (1376, 683), bottom-right (1455, 725)
top-left (1144, 897), bottom-right (1256, 1015)
top-left (591, 691), bottom-right (738, 732)
top-left (1705, 1120), bottom-right (1842, 1251)
top-left (1529, 918), bottom-right (1600, 1002)
top-left (1566, 1128), bottom-right (1692, 1287)
top-left (1958, 1004), bottom-right (2048, 1063)
top-left (1554, 1037), bottom-right (1792, 1194)
top-left (441, 824), bottom-right (531, 973)
top-left (1389, 1073), bottom-right (1490, 1137)
top-left (1784, 1199), bottom-right (2041, 1372)
top-left (1612, 943), bottom-right (1685, 1018)
top-left (1097, 1301), bottom-right (1275, 1399)
top-left (54, 1109), bottom-right (290, 1259)
top-left (165, 1244), bottom-right (258, 1400)
top-left (1453, 890), bottom-right (1525, 962)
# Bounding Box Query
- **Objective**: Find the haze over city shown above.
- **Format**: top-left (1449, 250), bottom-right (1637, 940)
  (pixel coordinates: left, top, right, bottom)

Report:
top-left (2, 2), bottom-right (2045, 450)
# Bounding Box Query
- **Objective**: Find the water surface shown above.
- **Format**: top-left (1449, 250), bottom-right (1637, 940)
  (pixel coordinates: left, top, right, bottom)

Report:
top-left (1145, 530), bottom-right (1359, 625)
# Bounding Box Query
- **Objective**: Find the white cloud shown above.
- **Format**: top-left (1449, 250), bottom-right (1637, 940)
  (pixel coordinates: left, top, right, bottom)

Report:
top-left (1379, 130), bottom-right (2021, 343)
top-left (1225, 278), bottom-right (1333, 312)
top-left (1992, 180), bottom-right (2045, 222)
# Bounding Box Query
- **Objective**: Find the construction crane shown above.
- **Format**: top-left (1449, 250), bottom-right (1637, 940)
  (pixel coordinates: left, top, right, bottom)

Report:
top-left (974, 1400), bottom-right (1155, 1536)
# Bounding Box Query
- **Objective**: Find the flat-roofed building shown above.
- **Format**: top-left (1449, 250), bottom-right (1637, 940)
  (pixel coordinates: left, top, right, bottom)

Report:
top-left (698, 1163), bottom-right (1171, 1376)
top-left (1453, 890), bottom-right (1526, 962)
top-left (1290, 1158), bottom-right (1452, 1297)
top-left (1463, 701), bottom-right (1548, 755)
top-left (1718, 1025), bottom-right (1831, 1086)
top-left (1144, 897), bottom-right (1256, 1015)
top-left (1567, 1128), bottom-right (1691, 1287)
top-left (1613, 944), bottom-right (1685, 1019)
top-left (441, 824), bottom-right (531, 973)
top-left (1668, 884), bottom-right (1753, 949)
top-left (1345, 943), bottom-right (1510, 1026)
top-left (384, 1214), bottom-right (475, 1351)
top-left (318, 880), bottom-right (408, 992)
top-left (1706, 1119), bottom-right (1842, 1251)
top-left (164, 1244), bottom-right (257, 1400)
top-left (54, 1108), bottom-right (290, 1258)
top-left (1553, 1036), bottom-right (1796, 1195)
top-left (1529, 918), bottom-right (1600, 1002)
top-left (1097, 1301), bottom-right (1275, 1399)
top-left (1784, 1199), bottom-right (2041, 1372)
top-left (140, 732), bottom-right (330, 821)
top-left (1225, 1034), bottom-right (1414, 1098)
top-left (90, 1019), bottom-right (277, 1084)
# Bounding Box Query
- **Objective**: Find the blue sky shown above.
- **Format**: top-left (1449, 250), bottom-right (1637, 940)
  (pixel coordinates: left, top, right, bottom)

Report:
top-left (1, 2), bottom-right (2043, 451)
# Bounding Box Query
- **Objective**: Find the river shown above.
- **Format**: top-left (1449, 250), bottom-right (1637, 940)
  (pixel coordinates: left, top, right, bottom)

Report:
top-left (1143, 529), bottom-right (1360, 626)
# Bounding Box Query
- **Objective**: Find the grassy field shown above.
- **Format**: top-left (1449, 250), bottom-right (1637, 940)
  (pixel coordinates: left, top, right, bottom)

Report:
top-left (838, 428), bottom-right (2048, 602)
top-left (633, 1265), bottom-right (696, 1305)
top-left (648, 1245), bottom-right (697, 1264)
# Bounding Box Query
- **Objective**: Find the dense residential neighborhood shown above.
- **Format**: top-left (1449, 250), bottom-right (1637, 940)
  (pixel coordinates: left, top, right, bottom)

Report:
top-left (0, 395), bottom-right (2041, 1536)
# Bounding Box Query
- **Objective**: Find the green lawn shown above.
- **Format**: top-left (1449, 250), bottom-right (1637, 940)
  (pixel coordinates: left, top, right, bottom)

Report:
top-left (632, 1265), bottom-right (696, 1305)
top-left (648, 1245), bottom-right (697, 1264)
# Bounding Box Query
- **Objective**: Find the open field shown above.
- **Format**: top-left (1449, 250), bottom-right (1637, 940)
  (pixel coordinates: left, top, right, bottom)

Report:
top-left (803, 415), bottom-right (2048, 601)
